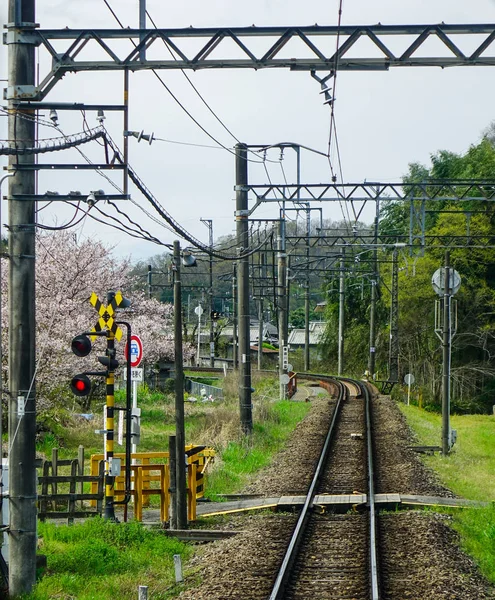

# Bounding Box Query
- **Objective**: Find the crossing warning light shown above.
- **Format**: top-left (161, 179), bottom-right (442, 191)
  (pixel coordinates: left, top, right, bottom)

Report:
top-left (70, 374), bottom-right (92, 397)
top-left (211, 310), bottom-right (221, 320)
top-left (71, 334), bottom-right (92, 357)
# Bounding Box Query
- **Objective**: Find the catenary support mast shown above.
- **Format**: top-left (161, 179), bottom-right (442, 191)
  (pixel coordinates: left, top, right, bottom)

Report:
top-left (235, 144), bottom-right (253, 434)
top-left (7, 0), bottom-right (38, 595)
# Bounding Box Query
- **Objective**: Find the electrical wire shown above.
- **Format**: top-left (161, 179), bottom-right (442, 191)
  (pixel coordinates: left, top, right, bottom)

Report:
top-left (36, 202), bottom-right (87, 230)
top-left (101, 0), bottom-right (269, 165)
top-left (145, 8), bottom-right (241, 145)
top-left (325, 0), bottom-right (353, 230)
top-left (103, 130), bottom-right (275, 259)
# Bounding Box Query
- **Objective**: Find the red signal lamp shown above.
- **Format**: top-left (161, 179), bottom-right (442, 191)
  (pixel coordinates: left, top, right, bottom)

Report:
top-left (70, 374), bottom-right (92, 397)
top-left (71, 334), bottom-right (92, 357)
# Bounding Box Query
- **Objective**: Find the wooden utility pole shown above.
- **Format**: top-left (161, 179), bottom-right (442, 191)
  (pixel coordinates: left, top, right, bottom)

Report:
top-left (7, 0), bottom-right (38, 594)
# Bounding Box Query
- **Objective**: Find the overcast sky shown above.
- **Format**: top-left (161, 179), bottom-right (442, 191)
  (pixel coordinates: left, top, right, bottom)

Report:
top-left (1, 1), bottom-right (495, 261)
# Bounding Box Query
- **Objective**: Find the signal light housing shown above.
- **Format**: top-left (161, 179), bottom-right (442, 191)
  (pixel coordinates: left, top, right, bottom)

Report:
top-left (70, 374), bottom-right (92, 397)
top-left (98, 356), bottom-right (119, 370)
top-left (71, 334), bottom-right (92, 357)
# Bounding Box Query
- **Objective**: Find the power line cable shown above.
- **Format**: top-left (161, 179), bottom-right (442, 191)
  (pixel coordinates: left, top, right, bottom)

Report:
top-left (145, 8), bottom-right (241, 145)
top-left (101, 0), bottom-right (270, 165)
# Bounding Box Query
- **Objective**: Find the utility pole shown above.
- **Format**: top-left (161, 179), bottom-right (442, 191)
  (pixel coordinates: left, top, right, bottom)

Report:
top-left (7, 0), bottom-right (38, 594)
top-left (235, 144), bottom-right (253, 434)
top-left (389, 248), bottom-right (399, 383)
top-left (258, 296), bottom-right (263, 371)
top-left (304, 206), bottom-right (311, 371)
top-left (368, 202), bottom-right (380, 379)
top-left (201, 219), bottom-right (215, 368)
top-left (277, 219), bottom-right (288, 399)
top-left (173, 241), bottom-right (187, 528)
top-left (147, 264), bottom-right (152, 299)
top-left (338, 249), bottom-right (345, 376)
top-left (442, 251), bottom-right (451, 456)
top-left (257, 251), bottom-right (266, 371)
top-left (232, 264), bottom-right (237, 369)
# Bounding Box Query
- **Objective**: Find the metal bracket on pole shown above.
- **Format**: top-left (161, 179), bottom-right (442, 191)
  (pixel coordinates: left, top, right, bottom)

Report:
top-left (4, 28), bottom-right (40, 45)
top-left (3, 85), bottom-right (38, 100)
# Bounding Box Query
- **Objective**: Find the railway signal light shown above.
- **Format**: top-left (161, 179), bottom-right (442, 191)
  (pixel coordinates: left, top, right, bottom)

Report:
top-left (71, 334), bottom-right (92, 357)
top-left (70, 331), bottom-right (116, 396)
top-left (70, 374), bottom-right (92, 397)
top-left (211, 310), bottom-right (221, 320)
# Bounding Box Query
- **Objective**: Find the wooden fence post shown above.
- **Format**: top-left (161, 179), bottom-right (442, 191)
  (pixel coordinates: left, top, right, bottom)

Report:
top-left (78, 445), bottom-right (85, 509)
top-left (51, 448), bottom-right (58, 509)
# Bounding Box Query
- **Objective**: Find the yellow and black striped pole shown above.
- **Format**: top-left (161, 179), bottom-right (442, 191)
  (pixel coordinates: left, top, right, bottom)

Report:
top-left (104, 333), bottom-right (116, 520)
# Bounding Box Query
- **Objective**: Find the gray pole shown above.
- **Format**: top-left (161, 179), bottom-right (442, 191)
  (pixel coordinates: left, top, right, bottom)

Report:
top-left (389, 248), bottom-right (399, 382)
top-left (201, 219), bottom-right (215, 368)
top-left (304, 206), bottom-right (310, 371)
top-left (258, 297), bottom-right (263, 370)
top-left (173, 241), bottom-right (187, 528)
top-left (277, 219), bottom-right (288, 399)
top-left (235, 144), bottom-right (253, 434)
top-left (168, 435), bottom-right (177, 530)
top-left (232, 264), bottom-right (237, 369)
top-left (442, 251), bottom-right (451, 455)
top-left (368, 203), bottom-right (380, 378)
top-left (139, 0), bottom-right (146, 62)
top-left (7, 0), bottom-right (38, 595)
top-left (147, 264), bottom-right (152, 299)
top-left (338, 249), bottom-right (345, 376)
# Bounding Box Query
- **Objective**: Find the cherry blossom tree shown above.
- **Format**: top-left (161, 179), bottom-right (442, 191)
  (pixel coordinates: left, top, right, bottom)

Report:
top-left (1, 231), bottom-right (192, 411)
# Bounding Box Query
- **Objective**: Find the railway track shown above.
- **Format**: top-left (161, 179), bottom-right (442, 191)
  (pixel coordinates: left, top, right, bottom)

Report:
top-left (269, 375), bottom-right (380, 600)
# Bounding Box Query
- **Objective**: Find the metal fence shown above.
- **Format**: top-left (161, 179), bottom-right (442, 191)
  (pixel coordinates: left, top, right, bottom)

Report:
top-left (187, 380), bottom-right (224, 400)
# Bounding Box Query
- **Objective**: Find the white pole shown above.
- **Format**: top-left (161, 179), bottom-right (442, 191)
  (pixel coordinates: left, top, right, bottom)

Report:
top-left (407, 380), bottom-right (411, 406)
top-left (131, 379), bottom-right (138, 456)
top-left (138, 585), bottom-right (148, 600)
top-left (196, 311), bottom-right (201, 366)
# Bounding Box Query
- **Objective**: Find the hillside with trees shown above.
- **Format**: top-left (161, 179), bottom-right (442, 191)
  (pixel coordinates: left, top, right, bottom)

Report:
top-left (321, 126), bottom-right (495, 413)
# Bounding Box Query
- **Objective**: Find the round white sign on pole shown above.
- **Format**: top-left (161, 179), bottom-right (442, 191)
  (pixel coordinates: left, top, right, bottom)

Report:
top-left (404, 373), bottom-right (415, 386)
top-left (125, 334), bottom-right (143, 368)
top-left (280, 374), bottom-right (290, 385)
top-left (194, 305), bottom-right (203, 317)
top-left (431, 268), bottom-right (461, 296)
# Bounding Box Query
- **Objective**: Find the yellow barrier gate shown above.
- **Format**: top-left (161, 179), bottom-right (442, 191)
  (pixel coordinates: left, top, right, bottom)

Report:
top-left (90, 446), bottom-right (215, 522)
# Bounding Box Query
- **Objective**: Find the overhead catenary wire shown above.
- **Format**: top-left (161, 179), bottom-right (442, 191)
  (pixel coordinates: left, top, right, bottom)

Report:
top-left (101, 0), bottom-right (272, 165)
top-left (103, 130), bottom-right (274, 259)
top-left (325, 0), bottom-right (353, 229)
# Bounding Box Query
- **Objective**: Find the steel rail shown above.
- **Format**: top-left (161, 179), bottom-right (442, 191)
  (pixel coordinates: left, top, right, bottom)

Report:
top-left (292, 373), bottom-right (381, 600)
top-left (362, 380), bottom-right (381, 600)
top-left (268, 378), bottom-right (347, 600)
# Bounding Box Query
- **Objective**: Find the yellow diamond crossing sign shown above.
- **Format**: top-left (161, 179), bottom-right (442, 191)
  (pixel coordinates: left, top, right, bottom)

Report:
top-left (89, 291), bottom-right (126, 341)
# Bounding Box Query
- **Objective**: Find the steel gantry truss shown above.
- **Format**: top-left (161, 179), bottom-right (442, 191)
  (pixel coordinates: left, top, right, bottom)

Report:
top-left (5, 23), bottom-right (495, 100)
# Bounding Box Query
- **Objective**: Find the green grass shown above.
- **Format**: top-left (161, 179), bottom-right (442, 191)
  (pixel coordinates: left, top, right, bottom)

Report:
top-left (205, 400), bottom-right (311, 498)
top-left (400, 404), bottom-right (495, 501)
top-left (446, 505), bottom-right (495, 584)
top-left (28, 377), bottom-right (311, 598)
top-left (27, 518), bottom-right (191, 600)
top-left (401, 403), bottom-right (495, 585)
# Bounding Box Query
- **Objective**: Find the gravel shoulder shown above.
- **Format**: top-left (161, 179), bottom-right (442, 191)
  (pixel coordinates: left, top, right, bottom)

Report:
top-left (177, 389), bottom-right (495, 599)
